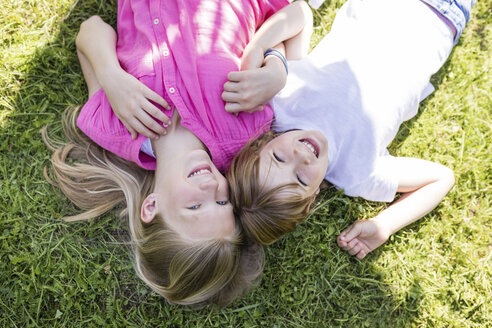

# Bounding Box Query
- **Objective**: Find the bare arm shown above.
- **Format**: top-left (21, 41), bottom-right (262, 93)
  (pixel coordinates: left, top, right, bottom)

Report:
top-left (222, 1), bottom-right (313, 113)
top-left (242, 0), bottom-right (313, 65)
top-left (376, 158), bottom-right (455, 233)
top-left (338, 157), bottom-right (455, 259)
top-left (76, 16), bottom-right (171, 139)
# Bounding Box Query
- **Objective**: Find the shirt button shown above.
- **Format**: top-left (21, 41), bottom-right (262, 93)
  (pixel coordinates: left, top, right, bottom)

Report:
top-left (153, 18), bottom-right (159, 25)
top-left (163, 50), bottom-right (169, 56)
top-left (169, 87), bottom-right (175, 94)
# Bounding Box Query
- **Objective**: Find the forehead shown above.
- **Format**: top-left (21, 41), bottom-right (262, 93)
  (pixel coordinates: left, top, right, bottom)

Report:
top-left (262, 132), bottom-right (293, 149)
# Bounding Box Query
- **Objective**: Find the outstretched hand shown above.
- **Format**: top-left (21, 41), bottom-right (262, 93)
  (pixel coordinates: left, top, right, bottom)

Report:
top-left (100, 67), bottom-right (171, 140)
top-left (337, 219), bottom-right (390, 259)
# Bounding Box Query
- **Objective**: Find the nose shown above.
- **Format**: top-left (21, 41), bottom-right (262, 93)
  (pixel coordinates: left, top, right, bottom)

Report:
top-left (293, 147), bottom-right (311, 165)
top-left (199, 178), bottom-right (219, 191)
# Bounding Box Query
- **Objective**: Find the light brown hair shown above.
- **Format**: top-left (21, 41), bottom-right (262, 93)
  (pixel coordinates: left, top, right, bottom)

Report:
top-left (227, 130), bottom-right (316, 245)
top-left (43, 106), bottom-right (264, 307)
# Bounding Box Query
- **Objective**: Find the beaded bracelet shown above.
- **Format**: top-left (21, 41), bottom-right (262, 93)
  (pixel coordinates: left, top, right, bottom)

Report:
top-left (264, 48), bottom-right (288, 75)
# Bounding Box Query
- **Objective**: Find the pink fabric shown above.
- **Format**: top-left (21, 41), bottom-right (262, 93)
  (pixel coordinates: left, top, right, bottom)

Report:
top-left (77, 0), bottom-right (288, 171)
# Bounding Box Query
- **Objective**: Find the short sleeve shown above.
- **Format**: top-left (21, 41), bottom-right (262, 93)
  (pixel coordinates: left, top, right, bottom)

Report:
top-left (258, 0), bottom-right (290, 20)
top-left (77, 88), bottom-right (157, 171)
top-left (345, 155), bottom-right (400, 202)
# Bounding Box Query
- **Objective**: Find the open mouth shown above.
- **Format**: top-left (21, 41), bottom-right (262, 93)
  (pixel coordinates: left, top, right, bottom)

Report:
top-left (299, 138), bottom-right (319, 158)
top-left (187, 165), bottom-right (212, 178)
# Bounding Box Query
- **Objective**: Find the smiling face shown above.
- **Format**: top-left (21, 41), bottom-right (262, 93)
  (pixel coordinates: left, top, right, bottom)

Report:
top-left (148, 149), bottom-right (235, 241)
top-left (258, 130), bottom-right (329, 198)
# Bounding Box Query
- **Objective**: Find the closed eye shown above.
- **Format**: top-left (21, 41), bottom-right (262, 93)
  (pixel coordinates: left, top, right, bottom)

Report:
top-left (273, 152), bottom-right (284, 163)
top-left (216, 201), bottom-right (228, 205)
top-left (297, 175), bottom-right (307, 187)
top-left (188, 204), bottom-right (201, 210)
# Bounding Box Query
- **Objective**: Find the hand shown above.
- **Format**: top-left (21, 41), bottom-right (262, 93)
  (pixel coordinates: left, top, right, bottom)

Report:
top-left (337, 219), bottom-right (391, 259)
top-left (99, 67), bottom-right (171, 139)
top-left (222, 58), bottom-right (287, 114)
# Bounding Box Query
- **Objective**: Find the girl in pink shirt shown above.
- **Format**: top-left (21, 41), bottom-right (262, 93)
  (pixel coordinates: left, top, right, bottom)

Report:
top-left (44, 0), bottom-right (312, 306)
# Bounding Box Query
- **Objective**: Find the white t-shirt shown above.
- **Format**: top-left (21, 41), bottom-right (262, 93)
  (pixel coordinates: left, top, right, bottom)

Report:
top-left (272, 0), bottom-right (453, 202)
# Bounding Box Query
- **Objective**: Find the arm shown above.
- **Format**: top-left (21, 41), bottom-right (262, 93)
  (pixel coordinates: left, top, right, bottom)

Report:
top-left (338, 157), bottom-right (455, 259)
top-left (242, 0), bottom-right (313, 67)
top-left (222, 1), bottom-right (313, 114)
top-left (76, 16), bottom-right (171, 139)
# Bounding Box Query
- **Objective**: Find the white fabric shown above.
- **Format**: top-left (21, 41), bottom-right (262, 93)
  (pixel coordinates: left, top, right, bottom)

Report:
top-left (307, 0), bottom-right (325, 9)
top-left (288, 0), bottom-right (325, 10)
top-left (272, 0), bottom-right (454, 201)
top-left (141, 138), bottom-right (156, 158)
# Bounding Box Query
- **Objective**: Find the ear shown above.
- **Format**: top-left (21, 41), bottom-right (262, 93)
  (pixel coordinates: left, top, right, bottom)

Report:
top-left (141, 193), bottom-right (158, 223)
top-left (304, 189), bottom-right (320, 214)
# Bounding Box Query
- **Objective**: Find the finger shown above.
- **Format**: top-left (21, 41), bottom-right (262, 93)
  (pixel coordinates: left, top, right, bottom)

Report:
top-left (142, 102), bottom-right (171, 127)
top-left (224, 102), bottom-right (244, 113)
top-left (343, 223), bottom-right (362, 242)
top-left (129, 127), bottom-right (137, 140)
top-left (348, 239), bottom-right (359, 249)
top-left (227, 70), bottom-right (246, 82)
top-left (223, 81), bottom-right (240, 92)
top-left (348, 242), bottom-right (361, 256)
top-left (337, 235), bottom-right (347, 247)
top-left (356, 249), bottom-right (367, 260)
top-left (341, 238), bottom-right (359, 252)
top-left (339, 239), bottom-right (355, 252)
top-left (222, 91), bottom-right (241, 103)
top-left (137, 110), bottom-right (167, 136)
top-left (122, 121), bottom-right (138, 140)
top-left (248, 105), bottom-right (264, 113)
top-left (143, 87), bottom-right (171, 110)
top-left (129, 117), bottom-right (159, 140)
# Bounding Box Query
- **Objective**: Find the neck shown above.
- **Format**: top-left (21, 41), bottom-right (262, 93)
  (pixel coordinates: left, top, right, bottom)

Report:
top-left (151, 113), bottom-right (206, 192)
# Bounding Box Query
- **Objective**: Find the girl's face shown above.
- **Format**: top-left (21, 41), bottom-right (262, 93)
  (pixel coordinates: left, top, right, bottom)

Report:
top-left (154, 149), bottom-right (235, 240)
top-left (258, 130), bottom-right (329, 197)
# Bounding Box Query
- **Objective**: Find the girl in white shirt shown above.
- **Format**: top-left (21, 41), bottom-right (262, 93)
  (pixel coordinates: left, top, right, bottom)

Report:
top-left (226, 0), bottom-right (474, 258)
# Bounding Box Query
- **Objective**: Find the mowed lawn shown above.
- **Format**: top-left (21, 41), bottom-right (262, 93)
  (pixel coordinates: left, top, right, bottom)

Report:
top-left (0, 0), bottom-right (490, 327)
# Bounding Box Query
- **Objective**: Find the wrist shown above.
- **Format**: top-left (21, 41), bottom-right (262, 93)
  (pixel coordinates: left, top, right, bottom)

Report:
top-left (96, 64), bottom-right (123, 89)
top-left (264, 57), bottom-right (287, 86)
top-left (264, 48), bottom-right (288, 75)
top-left (369, 216), bottom-right (393, 239)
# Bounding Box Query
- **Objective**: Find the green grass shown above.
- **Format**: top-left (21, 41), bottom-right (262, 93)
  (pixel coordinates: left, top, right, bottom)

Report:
top-left (1, 0), bottom-right (490, 327)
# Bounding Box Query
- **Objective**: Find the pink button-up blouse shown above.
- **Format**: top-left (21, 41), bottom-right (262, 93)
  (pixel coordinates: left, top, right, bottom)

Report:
top-left (77, 0), bottom-right (288, 172)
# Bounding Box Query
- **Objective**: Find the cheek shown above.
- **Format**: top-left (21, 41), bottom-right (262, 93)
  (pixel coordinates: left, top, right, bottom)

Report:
top-left (172, 186), bottom-right (197, 204)
top-left (304, 165), bottom-right (325, 184)
top-left (217, 175), bottom-right (229, 193)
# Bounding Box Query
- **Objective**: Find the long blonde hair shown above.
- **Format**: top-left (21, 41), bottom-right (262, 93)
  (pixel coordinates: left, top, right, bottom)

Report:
top-left (43, 106), bottom-right (264, 306)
